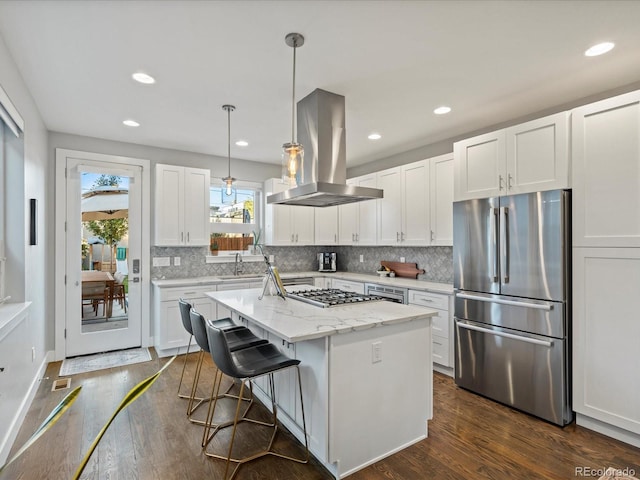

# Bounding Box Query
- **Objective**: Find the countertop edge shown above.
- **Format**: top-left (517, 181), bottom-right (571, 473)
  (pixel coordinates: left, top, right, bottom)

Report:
top-left (152, 271), bottom-right (453, 294)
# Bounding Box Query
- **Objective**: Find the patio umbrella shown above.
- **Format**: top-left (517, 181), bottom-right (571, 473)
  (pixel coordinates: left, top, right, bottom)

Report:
top-left (81, 186), bottom-right (129, 221)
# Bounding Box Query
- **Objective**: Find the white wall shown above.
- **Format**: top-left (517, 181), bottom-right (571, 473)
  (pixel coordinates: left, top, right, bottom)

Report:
top-left (0, 33), bottom-right (49, 460)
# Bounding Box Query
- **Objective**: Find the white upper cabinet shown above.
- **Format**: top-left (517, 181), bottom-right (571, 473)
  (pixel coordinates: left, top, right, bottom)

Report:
top-left (377, 161), bottom-right (430, 246)
top-left (154, 164), bottom-right (210, 246)
top-left (572, 90), bottom-right (640, 247)
top-left (315, 205), bottom-right (339, 245)
top-left (377, 166), bottom-right (404, 245)
top-left (376, 155), bottom-right (453, 247)
top-left (429, 153), bottom-right (454, 246)
top-left (338, 174), bottom-right (377, 245)
top-left (454, 112), bottom-right (570, 200)
top-left (264, 178), bottom-right (315, 246)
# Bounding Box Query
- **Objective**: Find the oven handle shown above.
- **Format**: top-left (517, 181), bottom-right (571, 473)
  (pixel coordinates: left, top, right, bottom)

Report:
top-left (457, 321), bottom-right (553, 347)
top-left (456, 292), bottom-right (553, 311)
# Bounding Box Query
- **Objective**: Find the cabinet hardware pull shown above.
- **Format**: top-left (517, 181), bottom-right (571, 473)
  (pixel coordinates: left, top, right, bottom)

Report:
top-left (508, 174), bottom-right (513, 190)
top-left (430, 230), bottom-right (434, 241)
top-left (296, 233), bottom-right (298, 242)
top-left (396, 232), bottom-right (400, 242)
top-left (187, 232), bottom-right (190, 242)
top-left (181, 232), bottom-right (184, 242)
top-left (401, 232), bottom-right (405, 241)
top-left (334, 234), bottom-right (337, 243)
top-left (499, 174), bottom-right (504, 190)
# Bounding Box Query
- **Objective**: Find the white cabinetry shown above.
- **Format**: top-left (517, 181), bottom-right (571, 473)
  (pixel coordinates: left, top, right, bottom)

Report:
top-left (338, 174), bottom-right (377, 245)
top-left (429, 153), bottom-right (454, 246)
top-left (330, 278), bottom-right (364, 294)
top-left (377, 161), bottom-right (430, 246)
top-left (154, 164), bottom-right (210, 246)
top-left (573, 248), bottom-right (640, 440)
top-left (409, 289), bottom-right (453, 375)
top-left (377, 155), bottom-right (453, 246)
top-left (153, 285), bottom-right (215, 357)
top-left (454, 112), bottom-right (569, 201)
top-left (572, 90), bottom-right (640, 248)
top-left (314, 206), bottom-right (339, 245)
top-left (264, 178), bottom-right (315, 245)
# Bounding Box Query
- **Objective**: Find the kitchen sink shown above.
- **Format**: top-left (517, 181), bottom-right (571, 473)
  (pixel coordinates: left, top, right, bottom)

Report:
top-left (217, 274), bottom-right (265, 282)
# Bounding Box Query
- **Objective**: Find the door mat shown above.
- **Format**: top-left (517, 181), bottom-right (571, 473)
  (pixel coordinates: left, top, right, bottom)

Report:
top-left (60, 347), bottom-right (152, 376)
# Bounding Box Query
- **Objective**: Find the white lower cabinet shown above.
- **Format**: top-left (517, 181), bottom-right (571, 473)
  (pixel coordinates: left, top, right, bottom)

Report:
top-left (573, 248), bottom-right (640, 441)
top-left (408, 289), bottom-right (453, 375)
top-left (153, 285), bottom-right (215, 357)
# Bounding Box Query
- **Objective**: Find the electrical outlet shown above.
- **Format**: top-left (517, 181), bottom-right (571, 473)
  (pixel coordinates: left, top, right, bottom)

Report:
top-left (269, 255), bottom-right (275, 263)
top-left (174, 256), bottom-right (181, 266)
top-left (400, 257), bottom-right (405, 263)
top-left (359, 254), bottom-right (364, 262)
top-left (372, 341), bottom-right (382, 363)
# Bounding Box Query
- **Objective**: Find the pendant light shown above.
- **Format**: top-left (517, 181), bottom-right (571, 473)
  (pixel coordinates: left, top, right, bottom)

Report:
top-left (282, 32), bottom-right (305, 186)
top-left (221, 104), bottom-right (236, 200)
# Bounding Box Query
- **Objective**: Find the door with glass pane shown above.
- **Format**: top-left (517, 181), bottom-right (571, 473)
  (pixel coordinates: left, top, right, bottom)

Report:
top-left (65, 158), bottom-right (142, 356)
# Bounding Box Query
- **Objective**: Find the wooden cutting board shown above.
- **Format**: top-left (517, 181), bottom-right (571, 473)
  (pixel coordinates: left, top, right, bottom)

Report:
top-left (381, 261), bottom-right (425, 279)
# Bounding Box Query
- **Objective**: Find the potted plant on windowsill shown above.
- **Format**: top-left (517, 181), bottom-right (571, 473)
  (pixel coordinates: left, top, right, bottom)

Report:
top-left (249, 229), bottom-right (262, 255)
top-left (210, 233), bottom-right (223, 256)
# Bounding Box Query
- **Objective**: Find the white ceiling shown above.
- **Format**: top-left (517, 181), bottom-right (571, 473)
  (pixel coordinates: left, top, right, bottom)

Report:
top-left (1, 0), bottom-right (640, 168)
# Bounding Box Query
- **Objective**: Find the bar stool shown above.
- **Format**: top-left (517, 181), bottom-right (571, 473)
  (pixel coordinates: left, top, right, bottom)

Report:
top-left (188, 308), bottom-right (268, 428)
top-left (177, 299), bottom-right (238, 402)
top-left (203, 321), bottom-right (309, 480)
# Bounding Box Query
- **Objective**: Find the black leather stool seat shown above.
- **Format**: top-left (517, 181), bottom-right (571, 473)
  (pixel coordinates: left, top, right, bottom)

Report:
top-left (225, 328), bottom-right (270, 353)
top-left (227, 343), bottom-right (300, 378)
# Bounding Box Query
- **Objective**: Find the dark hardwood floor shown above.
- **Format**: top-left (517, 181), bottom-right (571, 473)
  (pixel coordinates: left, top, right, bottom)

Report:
top-left (4, 350), bottom-right (639, 480)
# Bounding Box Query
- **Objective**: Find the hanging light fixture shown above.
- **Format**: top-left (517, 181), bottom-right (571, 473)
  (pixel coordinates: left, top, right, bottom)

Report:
top-left (282, 32), bottom-right (305, 186)
top-left (221, 104), bottom-right (236, 200)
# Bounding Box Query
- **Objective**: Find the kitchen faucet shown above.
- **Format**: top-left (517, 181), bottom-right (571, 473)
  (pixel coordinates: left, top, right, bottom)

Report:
top-left (234, 252), bottom-right (243, 276)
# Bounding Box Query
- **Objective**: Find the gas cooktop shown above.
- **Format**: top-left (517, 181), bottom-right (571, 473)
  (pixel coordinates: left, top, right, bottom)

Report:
top-left (287, 288), bottom-right (383, 308)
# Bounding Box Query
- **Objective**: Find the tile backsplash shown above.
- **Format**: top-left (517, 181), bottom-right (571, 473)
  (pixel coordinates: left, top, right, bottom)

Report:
top-left (151, 245), bottom-right (453, 284)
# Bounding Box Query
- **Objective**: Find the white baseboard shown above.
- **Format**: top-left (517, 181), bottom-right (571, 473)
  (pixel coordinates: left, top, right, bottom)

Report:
top-left (0, 350), bottom-right (53, 465)
top-left (576, 413), bottom-right (640, 448)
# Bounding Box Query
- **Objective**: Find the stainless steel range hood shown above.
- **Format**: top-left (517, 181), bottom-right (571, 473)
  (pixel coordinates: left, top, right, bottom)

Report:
top-left (267, 89), bottom-right (383, 207)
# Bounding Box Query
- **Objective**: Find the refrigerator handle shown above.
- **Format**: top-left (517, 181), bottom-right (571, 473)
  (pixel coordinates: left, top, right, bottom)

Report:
top-left (501, 207), bottom-right (510, 283)
top-left (489, 208), bottom-right (499, 282)
top-left (457, 321), bottom-right (554, 347)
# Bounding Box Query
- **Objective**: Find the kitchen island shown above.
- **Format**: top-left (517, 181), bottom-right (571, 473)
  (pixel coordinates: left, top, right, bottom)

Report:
top-left (206, 287), bottom-right (437, 479)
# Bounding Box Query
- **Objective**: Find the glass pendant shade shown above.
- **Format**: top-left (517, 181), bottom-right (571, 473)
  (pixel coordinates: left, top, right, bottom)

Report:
top-left (282, 142), bottom-right (303, 186)
top-left (221, 104), bottom-right (236, 204)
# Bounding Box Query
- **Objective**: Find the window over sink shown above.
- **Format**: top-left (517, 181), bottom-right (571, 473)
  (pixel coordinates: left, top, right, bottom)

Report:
top-left (209, 180), bottom-right (262, 252)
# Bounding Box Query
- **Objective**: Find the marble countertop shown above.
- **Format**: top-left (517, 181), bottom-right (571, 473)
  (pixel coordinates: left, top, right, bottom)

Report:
top-left (152, 271), bottom-right (453, 295)
top-left (206, 288), bottom-right (438, 343)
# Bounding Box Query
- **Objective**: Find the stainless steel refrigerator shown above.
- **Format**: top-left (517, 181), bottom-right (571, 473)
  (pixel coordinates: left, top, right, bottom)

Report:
top-left (453, 189), bottom-right (572, 425)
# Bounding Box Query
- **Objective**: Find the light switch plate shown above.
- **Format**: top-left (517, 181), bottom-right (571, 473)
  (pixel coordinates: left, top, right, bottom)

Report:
top-left (174, 257), bottom-right (181, 266)
top-left (152, 257), bottom-right (170, 267)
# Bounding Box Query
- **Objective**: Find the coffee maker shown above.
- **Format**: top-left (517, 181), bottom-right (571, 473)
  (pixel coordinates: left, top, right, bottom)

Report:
top-left (318, 252), bottom-right (337, 272)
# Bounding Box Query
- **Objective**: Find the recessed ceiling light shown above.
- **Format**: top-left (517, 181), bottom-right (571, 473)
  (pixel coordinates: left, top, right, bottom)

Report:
top-left (585, 42), bottom-right (615, 57)
top-left (132, 72), bottom-right (156, 84)
top-left (434, 106), bottom-right (452, 115)
top-left (123, 119), bottom-right (140, 127)
top-left (235, 140), bottom-right (249, 147)
top-left (368, 133), bottom-right (382, 140)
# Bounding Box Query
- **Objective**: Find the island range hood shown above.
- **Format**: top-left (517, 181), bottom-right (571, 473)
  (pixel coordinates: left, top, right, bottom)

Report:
top-left (267, 89), bottom-right (384, 207)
